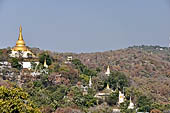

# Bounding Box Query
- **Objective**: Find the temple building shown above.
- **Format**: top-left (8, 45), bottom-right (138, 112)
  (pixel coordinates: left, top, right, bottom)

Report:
top-left (65, 56), bottom-right (73, 64)
top-left (95, 66), bottom-right (114, 99)
top-left (8, 26), bottom-right (39, 70)
top-left (10, 25), bottom-right (35, 58)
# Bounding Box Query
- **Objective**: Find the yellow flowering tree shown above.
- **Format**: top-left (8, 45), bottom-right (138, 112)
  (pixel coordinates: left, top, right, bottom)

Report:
top-left (0, 86), bottom-right (40, 113)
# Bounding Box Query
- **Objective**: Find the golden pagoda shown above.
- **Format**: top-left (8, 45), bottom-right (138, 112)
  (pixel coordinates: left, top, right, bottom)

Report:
top-left (12, 25), bottom-right (28, 51)
top-left (10, 25), bottom-right (35, 58)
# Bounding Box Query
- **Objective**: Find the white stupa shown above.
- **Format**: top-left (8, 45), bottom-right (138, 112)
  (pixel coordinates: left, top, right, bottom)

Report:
top-left (44, 58), bottom-right (48, 68)
top-left (128, 96), bottom-right (134, 109)
top-left (118, 91), bottom-right (125, 104)
top-left (89, 76), bottom-right (92, 88)
top-left (105, 65), bottom-right (110, 89)
top-left (105, 66), bottom-right (110, 76)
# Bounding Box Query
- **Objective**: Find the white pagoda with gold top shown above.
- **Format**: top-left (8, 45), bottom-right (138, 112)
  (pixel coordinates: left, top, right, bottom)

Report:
top-left (10, 25), bottom-right (35, 58)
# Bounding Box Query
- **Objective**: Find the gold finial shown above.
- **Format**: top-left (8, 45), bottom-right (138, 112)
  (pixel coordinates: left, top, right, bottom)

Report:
top-left (19, 25), bottom-right (23, 40)
top-left (20, 25), bottom-right (22, 33)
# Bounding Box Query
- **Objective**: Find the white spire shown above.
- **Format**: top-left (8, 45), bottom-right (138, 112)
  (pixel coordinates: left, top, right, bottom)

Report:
top-left (128, 96), bottom-right (134, 109)
top-left (44, 58), bottom-right (48, 68)
top-left (105, 66), bottom-right (110, 76)
top-left (89, 76), bottom-right (92, 88)
top-left (106, 83), bottom-right (110, 90)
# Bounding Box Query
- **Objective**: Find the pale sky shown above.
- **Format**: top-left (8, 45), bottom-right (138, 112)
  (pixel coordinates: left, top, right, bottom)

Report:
top-left (0, 0), bottom-right (170, 53)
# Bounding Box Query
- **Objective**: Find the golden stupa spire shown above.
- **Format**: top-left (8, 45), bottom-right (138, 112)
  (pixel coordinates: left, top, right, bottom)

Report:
top-left (13, 25), bottom-right (28, 51)
top-left (19, 25), bottom-right (23, 40)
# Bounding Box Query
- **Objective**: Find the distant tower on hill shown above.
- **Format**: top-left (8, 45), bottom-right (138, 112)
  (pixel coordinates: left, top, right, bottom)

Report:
top-left (105, 66), bottom-right (110, 76)
top-left (128, 96), bottom-right (134, 109)
top-left (105, 66), bottom-right (110, 89)
top-left (89, 76), bottom-right (92, 88)
top-left (44, 58), bottom-right (48, 68)
top-left (106, 83), bottom-right (110, 90)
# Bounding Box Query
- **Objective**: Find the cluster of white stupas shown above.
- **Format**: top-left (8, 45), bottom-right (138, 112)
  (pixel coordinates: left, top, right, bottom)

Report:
top-left (91, 66), bottom-right (134, 109)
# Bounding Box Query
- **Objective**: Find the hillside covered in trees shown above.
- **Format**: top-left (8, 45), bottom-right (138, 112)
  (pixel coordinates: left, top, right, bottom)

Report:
top-left (72, 45), bottom-right (170, 103)
top-left (0, 45), bottom-right (170, 113)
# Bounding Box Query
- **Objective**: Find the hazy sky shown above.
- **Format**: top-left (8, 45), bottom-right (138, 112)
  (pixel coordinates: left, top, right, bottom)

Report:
top-left (0, 0), bottom-right (170, 53)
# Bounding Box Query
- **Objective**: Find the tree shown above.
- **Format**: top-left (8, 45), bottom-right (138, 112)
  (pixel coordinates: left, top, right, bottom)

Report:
top-left (70, 86), bottom-right (97, 108)
top-left (10, 58), bottom-right (22, 70)
top-left (83, 94), bottom-right (97, 108)
top-left (72, 59), bottom-right (97, 77)
top-left (71, 87), bottom-right (84, 107)
top-left (0, 86), bottom-right (40, 113)
top-left (92, 76), bottom-right (106, 91)
top-left (137, 96), bottom-right (153, 112)
top-left (0, 49), bottom-right (2, 55)
top-left (79, 74), bottom-right (89, 85)
top-left (119, 100), bottom-right (131, 113)
top-left (151, 102), bottom-right (164, 112)
top-left (31, 62), bottom-right (37, 70)
top-left (58, 65), bottom-right (70, 72)
top-left (107, 71), bottom-right (129, 91)
top-left (25, 82), bottom-right (69, 111)
top-left (96, 67), bottom-right (101, 73)
top-left (106, 90), bottom-right (119, 106)
top-left (39, 52), bottom-right (52, 66)
top-left (49, 63), bottom-right (60, 72)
